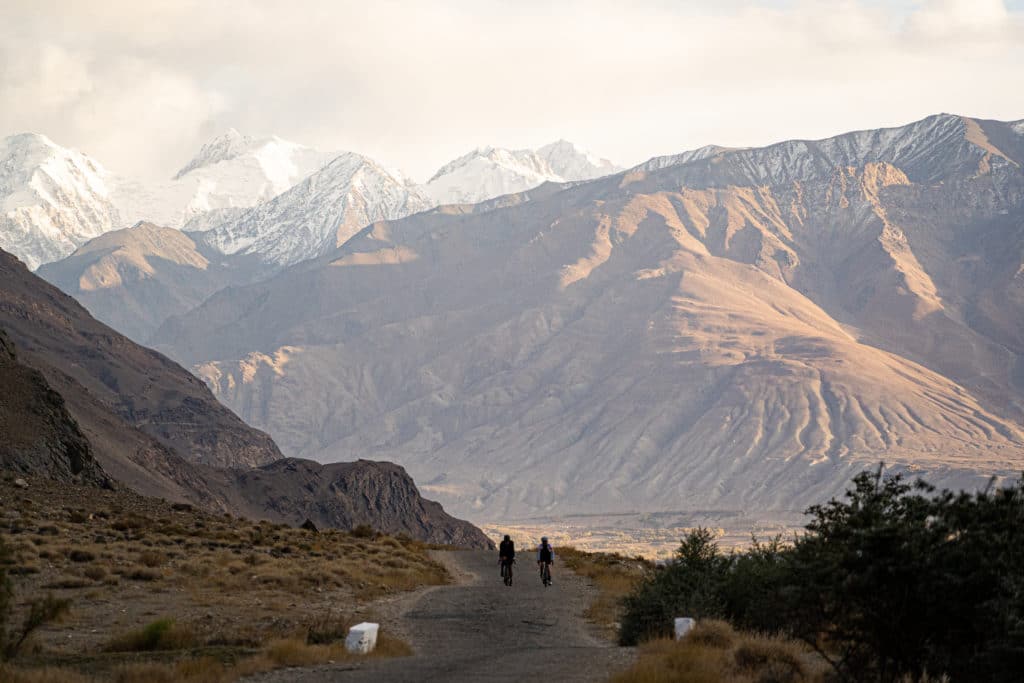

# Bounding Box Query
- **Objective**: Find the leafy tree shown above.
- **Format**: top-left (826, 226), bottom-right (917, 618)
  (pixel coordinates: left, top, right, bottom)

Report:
top-left (619, 527), bottom-right (728, 645)
top-left (618, 467), bottom-right (1024, 682)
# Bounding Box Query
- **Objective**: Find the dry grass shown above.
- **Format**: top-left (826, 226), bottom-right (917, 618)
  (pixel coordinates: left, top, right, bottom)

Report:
top-left (610, 620), bottom-right (831, 683)
top-left (1, 628), bottom-right (415, 683)
top-left (0, 475), bottom-right (444, 680)
top-left (558, 546), bottom-right (653, 639)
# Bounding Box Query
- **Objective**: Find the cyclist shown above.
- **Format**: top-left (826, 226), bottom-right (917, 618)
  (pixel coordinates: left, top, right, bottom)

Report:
top-left (498, 534), bottom-right (515, 586)
top-left (536, 536), bottom-right (554, 586)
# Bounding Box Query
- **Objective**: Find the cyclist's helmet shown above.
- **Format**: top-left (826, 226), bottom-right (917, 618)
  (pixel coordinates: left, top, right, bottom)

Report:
top-left (503, 534), bottom-right (510, 542)
top-left (541, 536), bottom-right (548, 543)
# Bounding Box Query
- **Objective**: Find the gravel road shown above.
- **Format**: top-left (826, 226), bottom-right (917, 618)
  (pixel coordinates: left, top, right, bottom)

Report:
top-left (250, 549), bottom-right (635, 682)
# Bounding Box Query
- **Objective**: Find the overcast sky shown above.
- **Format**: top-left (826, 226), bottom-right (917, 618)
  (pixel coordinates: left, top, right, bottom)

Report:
top-left (3, 0), bottom-right (1023, 181)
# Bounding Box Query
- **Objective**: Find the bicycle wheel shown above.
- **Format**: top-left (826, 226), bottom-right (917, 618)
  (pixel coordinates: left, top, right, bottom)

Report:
top-left (501, 562), bottom-right (512, 586)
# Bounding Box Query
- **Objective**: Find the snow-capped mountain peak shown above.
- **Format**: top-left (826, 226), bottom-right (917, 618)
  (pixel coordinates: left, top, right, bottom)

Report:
top-left (173, 128), bottom-right (256, 179)
top-left (1, 133), bottom-right (111, 199)
top-left (425, 141), bottom-right (620, 205)
top-left (200, 151), bottom-right (435, 268)
top-left (634, 114), bottom-right (1024, 185)
top-left (1, 133), bottom-right (120, 270)
top-left (536, 139), bottom-right (620, 180)
top-left (114, 131), bottom-right (338, 231)
top-left (634, 144), bottom-right (733, 173)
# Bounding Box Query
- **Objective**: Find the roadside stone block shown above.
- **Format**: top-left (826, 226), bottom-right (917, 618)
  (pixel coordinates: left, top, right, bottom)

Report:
top-left (674, 617), bottom-right (696, 640)
top-left (345, 622), bottom-right (379, 654)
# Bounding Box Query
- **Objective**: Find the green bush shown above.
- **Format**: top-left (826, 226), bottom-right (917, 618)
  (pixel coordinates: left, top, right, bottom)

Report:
top-left (104, 618), bottom-right (196, 652)
top-left (618, 467), bottom-right (1024, 682)
top-left (619, 527), bottom-right (727, 645)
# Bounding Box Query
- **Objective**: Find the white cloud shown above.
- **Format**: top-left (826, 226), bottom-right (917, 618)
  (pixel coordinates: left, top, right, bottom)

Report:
top-left (1, 0), bottom-right (1022, 181)
top-left (905, 0), bottom-right (1016, 40)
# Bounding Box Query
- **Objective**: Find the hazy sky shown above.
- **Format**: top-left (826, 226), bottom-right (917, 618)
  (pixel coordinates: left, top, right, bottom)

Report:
top-left (3, 0), bottom-right (1023, 181)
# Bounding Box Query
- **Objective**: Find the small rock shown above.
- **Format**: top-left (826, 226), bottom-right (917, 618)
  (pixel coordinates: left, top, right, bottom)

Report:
top-left (13, 478), bottom-right (28, 489)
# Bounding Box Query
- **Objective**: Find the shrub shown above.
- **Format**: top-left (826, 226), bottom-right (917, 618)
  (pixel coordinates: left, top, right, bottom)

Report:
top-left (619, 467), bottom-right (1024, 682)
top-left (732, 636), bottom-right (805, 678)
top-left (105, 618), bottom-right (196, 652)
top-left (350, 524), bottom-right (375, 539)
top-left (126, 568), bottom-right (159, 582)
top-left (82, 566), bottom-right (107, 582)
top-left (264, 637), bottom-right (336, 667)
top-left (67, 549), bottom-right (95, 563)
top-left (4, 594), bottom-right (71, 658)
top-left (43, 576), bottom-right (89, 590)
top-left (137, 551), bottom-right (165, 568)
top-left (687, 619), bottom-right (737, 650)
top-left (66, 510), bottom-right (89, 524)
top-left (305, 612), bottom-right (350, 645)
top-left (619, 527), bottom-right (726, 645)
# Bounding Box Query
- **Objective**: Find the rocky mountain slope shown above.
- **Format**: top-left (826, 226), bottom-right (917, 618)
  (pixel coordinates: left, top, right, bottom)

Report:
top-left (0, 329), bottom-right (108, 485)
top-left (37, 221), bottom-right (263, 343)
top-left (0, 133), bottom-right (121, 270)
top-left (216, 458), bottom-right (491, 546)
top-left (424, 141), bottom-right (620, 205)
top-left (156, 114), bottom-right (1024, 521)
top-left (0, 247), bottom-right (282, 469)
top-left (198, 153), bottom-right (435, 268)
top-left (114, 129), bottom-right (336, 230)
top-left (0, 246), bottom-right (490, 546)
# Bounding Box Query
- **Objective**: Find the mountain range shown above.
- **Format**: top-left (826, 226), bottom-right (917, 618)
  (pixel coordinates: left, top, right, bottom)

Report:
top-left (149, 113), bottom-right (1024, 522)
top-left (2, 130), bottom-right (617, 276)
top-left (8, 112), bottom-right (1024, 529)
top-left (423, 141), bottom-right (620, 205)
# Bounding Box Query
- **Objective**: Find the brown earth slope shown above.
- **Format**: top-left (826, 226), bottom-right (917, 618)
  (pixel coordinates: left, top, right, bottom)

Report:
top-left (1, 247), bottom-right (490, 547)
top-left (154, 114), bottom-right (1024, 521)
top-left (0, 329), bottom-right (108, 486)
top-left (0, 247), bottom-right (281, 469)
top-left (37, 221), bottom-right (271, 344)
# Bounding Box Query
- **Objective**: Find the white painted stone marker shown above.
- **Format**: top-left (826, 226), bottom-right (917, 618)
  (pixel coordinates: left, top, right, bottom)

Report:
top-left (674, 617), bottom-right (696, 640)
top-left (345, 622), bottom-right (379, 654)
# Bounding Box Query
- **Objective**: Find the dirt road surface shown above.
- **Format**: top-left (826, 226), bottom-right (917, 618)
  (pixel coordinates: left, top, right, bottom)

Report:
top-left (249, 549), bottom-right (635, 682)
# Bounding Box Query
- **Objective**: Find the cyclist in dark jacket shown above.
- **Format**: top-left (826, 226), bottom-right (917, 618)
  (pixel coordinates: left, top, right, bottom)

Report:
top-left (499, 534), bottom-right (516, 585)
top-left (537, 536), bottom-right (554, 584)
top-left (499, 534), bottom-right (515, 562)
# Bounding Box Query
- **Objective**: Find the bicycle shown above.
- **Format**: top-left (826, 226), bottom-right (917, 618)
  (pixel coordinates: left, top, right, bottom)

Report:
top-left (539, 561), bottom-right (551, 587)
top-left (500, 558), bottom-right (514, 586)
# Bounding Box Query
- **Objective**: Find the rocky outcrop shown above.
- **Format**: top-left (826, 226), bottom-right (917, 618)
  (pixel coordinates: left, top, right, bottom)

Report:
top-left (210, 458), bottom-right (493, 548)
top-left (0, 329), bottom-right (108, 486)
